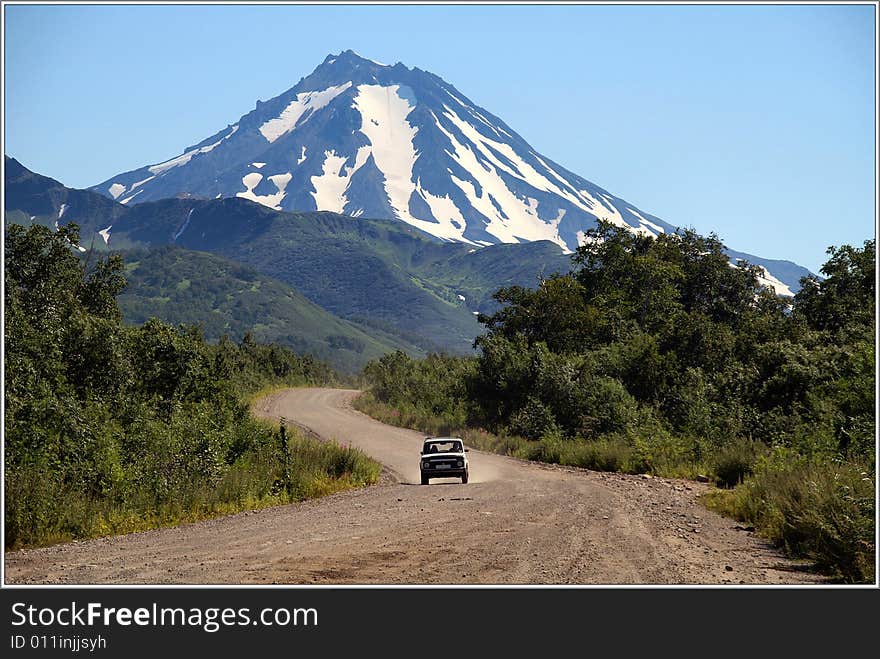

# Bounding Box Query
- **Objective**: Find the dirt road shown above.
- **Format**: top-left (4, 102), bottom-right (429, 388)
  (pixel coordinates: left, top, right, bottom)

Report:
top-left (5, 388), bottom-right (824, 584)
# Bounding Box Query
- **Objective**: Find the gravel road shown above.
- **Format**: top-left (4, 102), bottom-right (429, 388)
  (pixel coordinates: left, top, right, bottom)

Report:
top-left (4, 388), bottom-right (825, 584)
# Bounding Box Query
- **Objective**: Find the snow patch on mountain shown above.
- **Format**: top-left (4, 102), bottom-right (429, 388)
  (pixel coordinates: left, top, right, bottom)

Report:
top-left (444, 88), bottom-right (515, 140)
top-left (298, 146), bottom-right (308, 165)
top-left (241, 172), bottom-right (263, 189)
top-left (98, 226), bottom-right (112, 245)
top-left (576, 230), bottom-right (597, 247)
top-left (251, 162), bottom-right (266, 169)
top-left (108, 183), bottom-right (126, 199)
top-left (577, 189), bottom-right (630, 229)
top-left (120, 189), bottom-right (143, 205)
top-left (236, 171), bottom-right (291, 209)
top-left (531, 152), bottom-right (593, 201)
top-left (432, 108), bottom-right (567, 249)
top-left (268, 172), bottom-right (293, 195)
top-left (726, 260), bottom-right (794, 297)
top-left (418, 186), bottom-right (472, 242)
top-left (311, 150), bottom-right (354, 213)
top-left (626, 207), bottom-right (664, 236)
top-left (756, 266), bottom-right (794, 297)
top-left (440, 107), bottom-right (610, 234)
top-left (354, 84), bottom-right (419, 223)
top-left (130, 175), bottom-right (155, 191)
top-left (149, 125), bottom-right (238, 175)
top-left (173, 209), bottom-right (194, 242)
top-left (259, 82), bottom-right (352, 143)
top-left (443, 89), bottom-right (509, 138)
top-left (351, 50), bottom-right (386, 66)
top-left (58, 203), bottom-right (68, 219)
top-left (236, 173), bottom-right (263, 202)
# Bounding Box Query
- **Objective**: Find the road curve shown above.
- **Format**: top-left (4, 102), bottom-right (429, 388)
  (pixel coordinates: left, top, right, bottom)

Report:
top-left (5, 388), bottom-right (824, 585)
top-left (257, 387), bottom-right (510, 485)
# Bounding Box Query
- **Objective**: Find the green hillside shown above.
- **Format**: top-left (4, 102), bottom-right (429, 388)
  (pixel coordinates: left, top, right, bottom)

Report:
top-left (117, 245), bottom-right (425, 372)
top-left (110, 199), bottom-right (572, 353)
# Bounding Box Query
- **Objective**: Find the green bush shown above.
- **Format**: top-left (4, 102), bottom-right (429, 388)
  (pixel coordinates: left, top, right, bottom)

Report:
top-left (560, 437), bottom-right (637, 473)
top-left (508, 397), bottom-right (559, 440)
top-left (711, 452), bottom-right (874, 583)
top-left (711, 439), bottom-right (764, 488)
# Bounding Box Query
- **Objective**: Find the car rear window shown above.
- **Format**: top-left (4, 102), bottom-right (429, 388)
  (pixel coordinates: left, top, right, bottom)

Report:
top-left (424, 441), bottom-right (461, 453)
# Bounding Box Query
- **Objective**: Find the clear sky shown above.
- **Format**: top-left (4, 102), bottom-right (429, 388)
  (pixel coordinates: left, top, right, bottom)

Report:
top-left (3, 2), bottom-right (876, 273)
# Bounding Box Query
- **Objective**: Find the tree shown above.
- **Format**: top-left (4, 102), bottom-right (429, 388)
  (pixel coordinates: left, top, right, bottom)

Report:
top-left (794, 239), bottom-right (875, 333)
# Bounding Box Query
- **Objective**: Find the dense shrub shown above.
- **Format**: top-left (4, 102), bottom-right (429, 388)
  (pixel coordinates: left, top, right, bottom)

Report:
top-left (711, 439), bottom-right (764, 488)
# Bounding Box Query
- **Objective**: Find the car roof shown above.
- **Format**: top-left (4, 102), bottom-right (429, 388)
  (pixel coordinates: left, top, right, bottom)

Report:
top-left (424, 437), bottom-right (462, 442)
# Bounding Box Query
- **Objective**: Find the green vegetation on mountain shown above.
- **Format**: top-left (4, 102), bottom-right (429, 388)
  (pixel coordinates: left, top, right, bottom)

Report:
top-left (4, 223), bottom-right (381, 549)
top-left (206, 207), bottom-right (487, 353)
top-left (80, 196), bottom-right (572, 353)
top-left (117, 245), bottom-right (424, 372)
top-left (357, 222), bottom-right (875, 582)
top-left (111, 199), bottom-right (571, 353)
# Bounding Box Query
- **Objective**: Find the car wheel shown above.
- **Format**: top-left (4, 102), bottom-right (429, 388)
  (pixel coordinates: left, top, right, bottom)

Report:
top-left (421, 475), bottom-right (429, 485)
top-left (461, 470), bottom-right (468, 484)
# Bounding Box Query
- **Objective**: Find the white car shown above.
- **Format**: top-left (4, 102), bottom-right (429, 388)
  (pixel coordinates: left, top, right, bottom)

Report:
top-left (420, 437), bottom-right (469, 484)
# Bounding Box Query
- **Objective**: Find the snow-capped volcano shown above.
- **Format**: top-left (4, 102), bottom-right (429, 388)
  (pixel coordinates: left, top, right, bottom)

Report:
top-left (89, 50), bottom-right (804, 294)
top-left (91, 49), bottom-right (677, 254)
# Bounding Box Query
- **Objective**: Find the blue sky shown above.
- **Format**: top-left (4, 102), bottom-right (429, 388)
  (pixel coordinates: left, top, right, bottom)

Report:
top-left (3, 3), bottom-right (875, 273)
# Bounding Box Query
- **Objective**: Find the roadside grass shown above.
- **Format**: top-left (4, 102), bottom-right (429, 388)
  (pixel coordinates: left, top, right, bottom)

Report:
top-left (245, 383), bottom-right (294, 407)
top-left (353, 392), bottom-right (875, 583)
top-left (701, 454), bottom-right (875, 584)
top-left (5, 416), bottom-right (381, 551)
